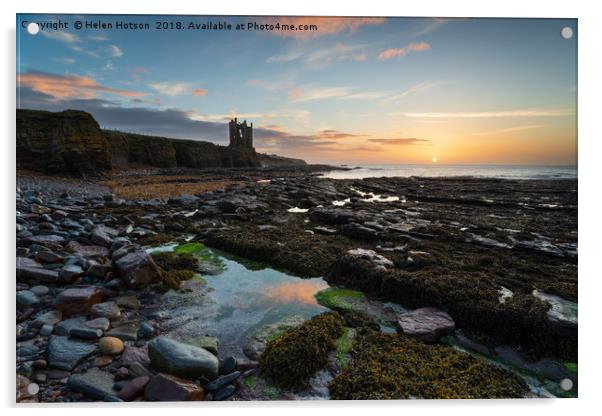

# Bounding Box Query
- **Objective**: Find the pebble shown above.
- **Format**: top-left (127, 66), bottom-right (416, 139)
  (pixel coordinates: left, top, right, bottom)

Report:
top-left (98, 336), bottom-right (124, 356)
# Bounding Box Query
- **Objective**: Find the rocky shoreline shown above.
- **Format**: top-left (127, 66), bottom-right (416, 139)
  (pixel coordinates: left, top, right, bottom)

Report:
top-left (16, 168), bottom-right (578, 402)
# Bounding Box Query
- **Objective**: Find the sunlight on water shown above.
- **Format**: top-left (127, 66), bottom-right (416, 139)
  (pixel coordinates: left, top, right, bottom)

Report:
top-left (322, 164), bottom-right (577, 180)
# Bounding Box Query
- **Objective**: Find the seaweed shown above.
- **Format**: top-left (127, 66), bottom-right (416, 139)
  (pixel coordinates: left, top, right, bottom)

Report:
top-left (259, 312), bottom-right (344, 389)
top-left (329, 332), bottom-right (528, 400)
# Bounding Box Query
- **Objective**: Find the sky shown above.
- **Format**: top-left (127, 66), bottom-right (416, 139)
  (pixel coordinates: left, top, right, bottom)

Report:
top-left (16, 15), bottom-right (577, 165)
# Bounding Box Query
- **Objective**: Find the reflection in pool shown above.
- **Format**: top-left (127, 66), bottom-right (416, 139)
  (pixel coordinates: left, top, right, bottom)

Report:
top-left (148, 244), bottom-right (329, 358)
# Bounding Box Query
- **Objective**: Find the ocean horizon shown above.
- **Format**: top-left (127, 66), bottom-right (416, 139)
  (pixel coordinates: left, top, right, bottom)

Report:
top-left (321, 164), bottom-right (578, 180)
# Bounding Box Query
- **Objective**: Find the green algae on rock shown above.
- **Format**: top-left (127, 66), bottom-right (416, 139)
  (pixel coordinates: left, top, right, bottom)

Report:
top-left (259, 312), bottom-right (344, 389)
top-left (174, 242), bottom-right (225, 275)
top-left (329, 332), bottom-right (528, 400)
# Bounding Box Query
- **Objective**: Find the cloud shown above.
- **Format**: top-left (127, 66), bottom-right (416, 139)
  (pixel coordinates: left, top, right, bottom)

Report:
top-left (148, 82), bottom-right (190, 96)
top-left (257, 17), bottom-right (386, 39)
top-left (108, 45), bottom-right (123, 57)
top-left (52, 57), bottom-right (76, 65)
top-left (192, 88), bottom-right (207, 97)
top-left (471, 124), bottom-right (544, 136)
top-left (378, 41), bottom-right (431, 60)
top-left (289, 86), bottom-right (352, 102)
top-left (40, 30), bottom-right (81, 44)
top-left (384, 81), bottom-right (438, 101)
top-left (399, 109), bottom-right (573, 118)
top-left (17, 71), bottom-right (144, 99)
top-left (267, 43), bottom-right (368, 69)
top-left (368, 138), bottom-right (430, 145)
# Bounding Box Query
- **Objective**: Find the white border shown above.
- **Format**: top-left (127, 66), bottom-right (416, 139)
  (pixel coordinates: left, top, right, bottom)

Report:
top-left (3, 1), bottom-right (600, 415)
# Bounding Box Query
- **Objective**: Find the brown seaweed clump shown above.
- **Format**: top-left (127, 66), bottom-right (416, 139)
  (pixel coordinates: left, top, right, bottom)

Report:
top-left (151, 251), bottom-right (198, 292)
top-left (259, 312), bottom-right (344, 389)
top-left (329, 332), bottom-right (528, 400)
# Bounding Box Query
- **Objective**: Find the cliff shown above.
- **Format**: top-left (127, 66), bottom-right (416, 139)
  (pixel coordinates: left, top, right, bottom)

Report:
top-left (16, 109), bottom-right (112, 176)
top-left (17, 109), bottom-right (305, 176)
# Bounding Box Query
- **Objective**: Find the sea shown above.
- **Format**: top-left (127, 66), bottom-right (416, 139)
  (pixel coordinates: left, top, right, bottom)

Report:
top-left (320, 164), bottom-right (577, 180)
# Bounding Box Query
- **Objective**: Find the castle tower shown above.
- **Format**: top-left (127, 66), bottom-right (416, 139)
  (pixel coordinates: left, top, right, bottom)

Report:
top-left (228, 118), bottom-right (254, 149)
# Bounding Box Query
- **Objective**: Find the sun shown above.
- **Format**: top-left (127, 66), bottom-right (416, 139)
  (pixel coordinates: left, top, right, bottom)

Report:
top-left (432, 157), bottom-right (438, 163)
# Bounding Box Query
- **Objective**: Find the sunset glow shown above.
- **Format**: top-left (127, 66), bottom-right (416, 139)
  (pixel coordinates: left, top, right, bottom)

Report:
top-left (17, 16), bottom-right (577, 165)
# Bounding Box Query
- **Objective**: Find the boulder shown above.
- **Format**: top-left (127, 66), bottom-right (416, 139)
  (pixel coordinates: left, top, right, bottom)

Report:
top-left (148, 336), bottom-right (219, 380)
top-left (397, 307), bottom-right (456, 343)
top-left (54, 286), bottom-right (103, 316)
top-left (114, 250), bottom-right (162, 288)
top-left (144, 373), bottom-right (205, 401)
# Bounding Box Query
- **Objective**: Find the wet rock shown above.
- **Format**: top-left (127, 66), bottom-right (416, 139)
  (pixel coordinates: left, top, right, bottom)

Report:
top-left (22, 235), bottom-right (65, 250)
top-left (341, 223), bottom-right (379, 241)
top-left (30, 285), bottom-right (50, 296)
top-left (115, 295), bottom-right (141, 310)
top-left (54, 286), bottom-right (103, 316)
top-left (35, 251), bottom-right (63, 264)
top-left (90, 301), bottom-right (121, 320)
top-left (148, 336), bottom-right (219, 380)
top-left (54, 316), bottom-right (87, 336)
top-left (59, 264), bottom-right (84, 281)
top-left (70, 327), bottom-right (103, 340)
top-left (114, 250), bottom-right (162, 288)
top-left (397, 307), bottom-right (456, 343)
top-left (98, 336), bottom-right (125, 356)
top-left (94, 356), bottom-right (113, 367)
top-left (47, 335), bottom-right (96, 370)
top-left (107, 323), bottom-right (138, 342)
top-left (91, 225), bottom-right (117, 247)
top-left (117, 376), bottom-right (150, 401)
top-left (532, 290), bottom-right (578, 336)
top-left (121, 345), bottom-right (150, 366)
top-left (137, 322), bottom-right (155, 339)
top-left (85, 317), bottom-right (111, 331)
top-left (243, 315), bottom-right (306, 360)
top-left (346, 248), bottom-right (393, 269)
top-left (68, 367), bottom-right (117, 400)
top-left (186, 335), bottom-right (218, 356)
top-left (144, 373), bottom-right (205, 401)
top-left (39, 324), bottom-right (54, 336)
top-left (16, 264), bottom-right (59, 283)
top-left (212, 384), bottom-right (235, 401)
top-left (219, 356), bottom-right (237, 375)
top-left (17, 290), bottom-right (40, 308)
top-left (17, 343), bottom-right (41, 358)
top-left (66, 240), bottom-right (110, 258)
top-left (204, 371), bottom-right (240, 392)
top-left (235, 358), bottom-right (258, 372)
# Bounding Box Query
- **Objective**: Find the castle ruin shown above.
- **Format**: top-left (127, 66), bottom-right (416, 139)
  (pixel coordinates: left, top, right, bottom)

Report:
top-left (228, 118), bottom-right (253, 149)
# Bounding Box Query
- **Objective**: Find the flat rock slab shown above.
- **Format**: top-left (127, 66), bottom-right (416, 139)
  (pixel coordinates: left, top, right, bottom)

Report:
top-left (16, 265), bottom-right (60, 283)
top-left (148, 336), bottom-right (218, 380)
top-left (47, 335), bottom-right (97, 370)
top-left (68, 367), bottom-right (117, 400)
top-left (397, 307), bottom-right (455, 343)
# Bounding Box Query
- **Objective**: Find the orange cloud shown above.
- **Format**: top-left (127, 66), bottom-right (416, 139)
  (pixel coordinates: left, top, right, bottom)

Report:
top-left (192, 88), bottom-right (207, 97)
top-left (17, 71), bottom-right (144, 99)
top-left (258, 17), bottom-right (386, 39)
top-left (378, 41), bottom-right (431, 60)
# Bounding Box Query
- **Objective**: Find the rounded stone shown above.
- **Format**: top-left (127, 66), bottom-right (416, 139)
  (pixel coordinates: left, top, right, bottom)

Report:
top-left (30, 285), bottom-right (50, 296)
top-left (98, 336), bottom-right (124, 356)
